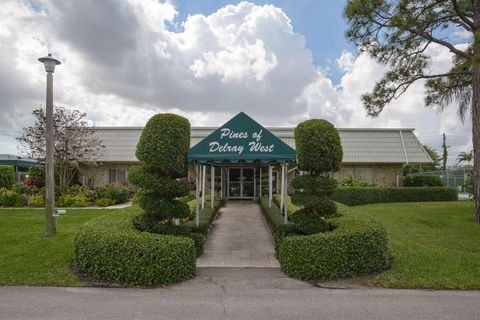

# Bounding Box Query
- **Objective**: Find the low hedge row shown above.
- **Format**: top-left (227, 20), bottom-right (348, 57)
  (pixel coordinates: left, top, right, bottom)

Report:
top-left (74, 208), bottom-right (196, 286)
top-left (332, 186), bottom-right (458, 206)
top-left (259, 196), bottom-right (390, 280)
top-left (276, 213), bottom-right (390, 280)
top-left (185, 198), bottom-right (225, 235)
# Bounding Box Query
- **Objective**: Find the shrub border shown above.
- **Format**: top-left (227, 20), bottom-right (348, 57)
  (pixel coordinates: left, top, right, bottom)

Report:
top-left (74, 208), bottom-right (196, 286)
top-left (259, 196), bottom-right (390, 280)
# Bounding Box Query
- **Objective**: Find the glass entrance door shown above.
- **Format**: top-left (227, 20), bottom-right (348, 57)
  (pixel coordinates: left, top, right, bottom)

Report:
top-left (228, 168), bottom-right (254, 198)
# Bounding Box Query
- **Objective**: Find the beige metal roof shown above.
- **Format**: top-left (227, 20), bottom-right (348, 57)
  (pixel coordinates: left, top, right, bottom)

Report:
top-left (92, 127), bottom-right (432, 164)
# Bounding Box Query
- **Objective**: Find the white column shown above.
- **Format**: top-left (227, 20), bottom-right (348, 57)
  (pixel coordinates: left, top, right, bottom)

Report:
top-left (220, 167), bottom-right (224, 199)
top-left (284, 162), bottom-right (289, 224)
top-left (280, 164), bottom-right (285, 212)
top-left (202, 165), bottom-right (206, 209)
top-left (268, 165), bottom-right (272, 208)
top-left (195, 163), bottom-right (200, 227)
top-left (211, 166), bottom-right (215, 208)
top-left (259, 167), bottom-right (262, 197)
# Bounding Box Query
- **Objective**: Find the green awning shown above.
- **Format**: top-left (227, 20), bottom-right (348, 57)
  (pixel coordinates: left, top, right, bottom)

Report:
top-left (188, 112), bottom-right (296, 164)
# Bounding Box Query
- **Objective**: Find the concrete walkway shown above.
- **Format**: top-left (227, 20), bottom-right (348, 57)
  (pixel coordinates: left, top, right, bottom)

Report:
top-left (197, 201), bottom-right (280, 268)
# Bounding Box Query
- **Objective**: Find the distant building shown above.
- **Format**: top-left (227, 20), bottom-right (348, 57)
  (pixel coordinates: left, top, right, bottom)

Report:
top-left (79, 116), bottom-right (431, 196)
top-left (0, 154), bottom-right (38, 182)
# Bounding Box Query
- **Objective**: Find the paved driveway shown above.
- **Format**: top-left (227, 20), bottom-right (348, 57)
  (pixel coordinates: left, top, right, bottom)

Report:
top-left (197, 201), bottom-right (279, 267)
top-left (1, 268), bottom-right (479, 320)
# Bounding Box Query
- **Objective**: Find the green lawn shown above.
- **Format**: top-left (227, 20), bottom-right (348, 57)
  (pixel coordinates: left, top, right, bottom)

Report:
top-left (0, 207), bottom-right (126, 286)
top-left (353, 201), bottom-right (480, 289)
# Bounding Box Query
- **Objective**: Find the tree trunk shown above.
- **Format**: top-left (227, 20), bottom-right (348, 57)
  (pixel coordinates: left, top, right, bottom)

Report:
top-left (473, 0), bottom-right (480, 223)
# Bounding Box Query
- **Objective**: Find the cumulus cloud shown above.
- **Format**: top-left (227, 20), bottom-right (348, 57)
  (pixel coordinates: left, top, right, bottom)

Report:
top-left (0, 0), bottom-right (472, 162)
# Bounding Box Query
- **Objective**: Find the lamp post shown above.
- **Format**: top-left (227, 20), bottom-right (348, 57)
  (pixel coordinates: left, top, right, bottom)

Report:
top-left (38, 53), bottom-right (61, 236)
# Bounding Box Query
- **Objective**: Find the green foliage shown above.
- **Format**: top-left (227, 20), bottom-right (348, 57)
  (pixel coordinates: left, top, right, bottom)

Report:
top-left (95, 183), bottom-right (129, 205)
top-left (0, 188), bottom-right (21, 207)
top-left (344, 0), bottom-right (473, 119)
top-left (260, 196), bottom-right (285, 230)
top-left (0, 166), bottom-right (15, 189)
top-left (27, 194), bottom-right (44, 207)
top-left (135, 114), bottom-right (190, 177)
top-left (128, 165), bottom-right (190, 197)
top-left (74, 209), bottom-right (196, 285)
top-left (332, 187), bottom-right (458, 206)
top-left (403, 175), bottom-right (444, 187)
top-left (131, 114), bottom-right (191, 230)
top-left (290, 210), bottom-right (334, 235)
top-left (291, 175), bottom-right (338, 195)
top-left (66, 185), bottom-right (95, 201)
top-left (277, 213), bottom-right (390, 280)
top-left (184, 198), bottom-right (225, 235)
top-left (341, 172), bottom-right (375, 187)
top-left (273, 194), bottom-right (301, 217)
top-left (95, 198), bottom-right (116, 207)
top-left (57, 194), bottom-right (89, 207)
top-left (294, 119), bottom-right (343, 174)
top-left (290, 194), bottom-right (337, 217)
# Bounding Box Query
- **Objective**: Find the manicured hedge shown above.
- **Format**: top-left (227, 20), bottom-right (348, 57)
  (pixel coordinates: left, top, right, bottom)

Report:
top-left (74, 208), bottom-right (196, 286)
top-left (276, 213), bottom-right (390, 280)
top-left (185, 198), bottom-right (225, 235)
top-left (332, 186), bottom-right (458, 206)
top-left (259, 196), bottom-right (390, 280)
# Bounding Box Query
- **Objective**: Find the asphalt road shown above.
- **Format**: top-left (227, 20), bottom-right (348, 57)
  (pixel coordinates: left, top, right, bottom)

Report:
top-left (0, 268), bottom-right (478, 320)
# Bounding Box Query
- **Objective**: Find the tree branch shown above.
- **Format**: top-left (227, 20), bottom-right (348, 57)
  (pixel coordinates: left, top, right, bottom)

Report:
top-left (452, 0), bottom-right (475, 30)
top-left (406, 27), bottom-right (472, 59)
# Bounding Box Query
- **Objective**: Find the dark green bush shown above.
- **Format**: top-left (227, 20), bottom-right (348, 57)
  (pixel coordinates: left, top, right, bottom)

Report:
top-left (190, 232), bottom-right (205, 256)
top-left (0, 166), bottom-right (15, 189)
top-left (128, 165), bottom-right (190, 197)
top-left (290, 194), bottom-right (337, 216)
top-left (332, 186), bottom-right (458, 206)
top-left (277, 213), bottom-right (390, 280)
top-left (74, 208), bottom-right (196, 286)
top-left (95, 183), bottom-right (129, 204)
top-left (135, 114), bottom-right (190, 177)
top-left (291, 175), bottom-right (337, 195)
top-left (290, 210), bottom-right (334, 235)
top-left (403, 175), bottom-right (444, 187)
top-left (131, 114), bottom-right (191, 232)
top-left (294, 119), bottom-right (343, 174)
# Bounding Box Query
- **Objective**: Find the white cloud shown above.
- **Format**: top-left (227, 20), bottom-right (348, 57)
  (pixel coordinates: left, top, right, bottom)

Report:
top-left (0, 0), bottom-right (472, 163)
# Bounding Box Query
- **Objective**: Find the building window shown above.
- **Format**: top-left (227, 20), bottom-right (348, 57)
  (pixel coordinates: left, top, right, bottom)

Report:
top-left (350, 167), bottom-right (375, 184)
top-left (109, 168), bottom-right (127, 186)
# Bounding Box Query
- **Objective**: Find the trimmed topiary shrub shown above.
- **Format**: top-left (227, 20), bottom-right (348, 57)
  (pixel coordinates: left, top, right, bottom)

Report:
top-left (74, 208), bottom-right (196, 285)
top-left (291, 119), bottom-right (343, 234)
top-left (403, 175), bottom-right (444, 187)
top-left (129, 114), bottom-right (191, 230)
top-left (332, 186), bottom-right (458, 206)
top-left (0, 166), bottom-right (15, 189)
top-left (277, 213), bottom-right (390, 280)
top-left (295, 119), bottom-right (343, 175)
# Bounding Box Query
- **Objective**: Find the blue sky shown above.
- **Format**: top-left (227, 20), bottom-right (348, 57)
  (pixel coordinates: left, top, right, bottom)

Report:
top-left (172, 0), bottom-right (352, 83)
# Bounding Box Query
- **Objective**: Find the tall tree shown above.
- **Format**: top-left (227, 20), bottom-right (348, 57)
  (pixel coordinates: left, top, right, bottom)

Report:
top-left (17, 106), bottom-right (104, 194)
top-left (345, 0), bottom-right (480, 223)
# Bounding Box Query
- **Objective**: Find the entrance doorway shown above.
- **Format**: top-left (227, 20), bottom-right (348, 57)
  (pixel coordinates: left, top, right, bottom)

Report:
top-left (227, 168), bottom-right (254, 199)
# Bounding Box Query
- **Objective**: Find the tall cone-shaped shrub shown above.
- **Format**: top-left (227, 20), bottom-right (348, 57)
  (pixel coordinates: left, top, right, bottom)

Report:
top-left (128, 114), bottom-right (191, 230)
top-left (291, 119), bottom-right (343, 234)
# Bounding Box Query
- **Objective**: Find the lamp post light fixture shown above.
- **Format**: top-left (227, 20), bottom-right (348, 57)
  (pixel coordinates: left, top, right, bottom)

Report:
top-left (38, 53), bottom-right (61, 236)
